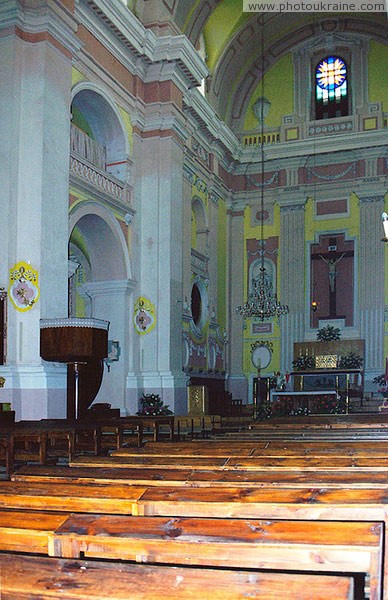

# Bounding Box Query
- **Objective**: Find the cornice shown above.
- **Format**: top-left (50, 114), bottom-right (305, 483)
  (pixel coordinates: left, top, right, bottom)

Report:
top-left (238, 130), bottom-right (388, 166)
top-left (183, 88), bottom-right (240, 155)
top-left (0, 0), bottom-right (81, 55)
top-left (76, 0), bottom-right (207, 91)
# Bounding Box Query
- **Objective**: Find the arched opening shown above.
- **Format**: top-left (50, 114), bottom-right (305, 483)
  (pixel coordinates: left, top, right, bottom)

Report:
top-left (71, 87), bottom-right (129, 182)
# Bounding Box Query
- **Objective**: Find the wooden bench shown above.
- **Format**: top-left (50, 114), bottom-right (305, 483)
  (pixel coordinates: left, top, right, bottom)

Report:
top-left (0, 553), bottom-right (357, 599)
top-left (49, 512), bottom-right (382, 598)
top-left (0, 509), bottom-right (68, 554)
top-left (70, 454), bottom-right (230, 469)
top-left (0, 481), bottom-right (146, 514)
top-left (111, 438), bottom-right (388, 458)
top-left (119, 415), bottom-right (174, 442)
top-left (0, 420), bottom-right (103, 479)
top-left (11, 463), bottom-right (388, 489)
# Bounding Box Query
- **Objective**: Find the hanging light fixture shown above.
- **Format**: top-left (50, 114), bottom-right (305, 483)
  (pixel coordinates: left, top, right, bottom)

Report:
top-left (236, 22), bottom-right (289, 322)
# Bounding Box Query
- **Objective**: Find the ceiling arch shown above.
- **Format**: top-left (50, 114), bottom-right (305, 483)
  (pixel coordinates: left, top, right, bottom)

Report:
top-left (135, 2), bottom-right (387, 135)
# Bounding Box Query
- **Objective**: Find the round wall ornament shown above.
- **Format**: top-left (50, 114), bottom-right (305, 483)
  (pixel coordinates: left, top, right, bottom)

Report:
top-left (251, 344), bottom-right (272, 369)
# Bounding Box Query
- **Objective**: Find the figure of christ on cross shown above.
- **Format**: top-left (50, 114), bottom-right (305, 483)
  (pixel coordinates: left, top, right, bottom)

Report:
top-left (318, 253), bottom-right (345, 293)
top-left (311, 240), bottom-right (354, 319)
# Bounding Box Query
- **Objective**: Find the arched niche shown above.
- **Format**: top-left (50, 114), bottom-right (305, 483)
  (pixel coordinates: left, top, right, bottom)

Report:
top-left (191, 196), bottom-right (208, 256)
top-left (68, 203), bottom-right (131, 317)
top-left (71, 84), bottom-right (130, 182)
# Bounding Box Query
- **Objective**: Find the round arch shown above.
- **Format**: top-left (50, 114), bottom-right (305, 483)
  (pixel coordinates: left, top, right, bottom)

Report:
top-left (69, 202), bottom-right (131, 283)
top-left (71, 82), bottom-right (131, 182)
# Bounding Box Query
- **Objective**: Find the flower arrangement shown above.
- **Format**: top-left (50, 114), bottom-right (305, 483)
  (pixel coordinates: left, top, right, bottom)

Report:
top-left (289, 406), bottom-right (309, 417)
top-left (338, 352), bottom-right (363, 369)
top-left (373, 374), bottom-right (388, 397)
top-left (137, 393), bottom-right (173, 416)
top-left (313, 394), bottom-right (343, 414)
top-left (317, 325), bottom-right (341, 341)
top-left (292, 354), bottom-right (315, 371)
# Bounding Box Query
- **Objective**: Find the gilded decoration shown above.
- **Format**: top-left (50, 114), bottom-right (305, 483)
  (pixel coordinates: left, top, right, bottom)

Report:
top-left (133, 297), bottom-right (156, 335)
top-left (9, 262), bottom-right (39, 312)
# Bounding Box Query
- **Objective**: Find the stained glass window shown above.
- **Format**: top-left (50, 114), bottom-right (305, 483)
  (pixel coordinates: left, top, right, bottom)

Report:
top-left (315, 56), bottom-right (349, 119)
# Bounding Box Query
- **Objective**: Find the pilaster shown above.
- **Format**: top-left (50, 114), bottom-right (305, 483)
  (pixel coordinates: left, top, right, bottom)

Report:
top-left (358, 195), bottom-right (385, 373)
top-left (279, 200), bottom-right (306, 372)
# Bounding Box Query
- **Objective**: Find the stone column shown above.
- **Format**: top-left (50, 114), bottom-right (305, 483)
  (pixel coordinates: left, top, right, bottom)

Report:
top-left (0, 1), bottom-right (79, 419)
top-left (279, 201), bottom-right (306, 373)
top-left (358, 195), bottom-right (385, 376)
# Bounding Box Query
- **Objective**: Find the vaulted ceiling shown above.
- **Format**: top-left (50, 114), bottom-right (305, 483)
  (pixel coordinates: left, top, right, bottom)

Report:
top-left (133, 1), bottom-right (387, 135)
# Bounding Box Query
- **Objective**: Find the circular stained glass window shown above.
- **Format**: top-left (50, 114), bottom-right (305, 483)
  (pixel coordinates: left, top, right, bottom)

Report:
top-left (316, 56), bottom-right (347, 91)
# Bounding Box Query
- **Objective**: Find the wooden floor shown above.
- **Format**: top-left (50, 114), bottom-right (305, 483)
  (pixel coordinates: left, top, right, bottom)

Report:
top-left (2, 412), bottom-right (388, 599)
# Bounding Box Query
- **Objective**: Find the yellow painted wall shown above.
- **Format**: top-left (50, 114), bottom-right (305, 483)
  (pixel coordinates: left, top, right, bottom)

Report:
top-left (368, 41), bottom-right (388, 112)
top-left (202, 0), bottom-right (250, 72)
top-left (243, 54), bottom-right (294, 131)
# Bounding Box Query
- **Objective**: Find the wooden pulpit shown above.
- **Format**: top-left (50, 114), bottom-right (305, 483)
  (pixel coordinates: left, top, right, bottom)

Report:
top-left (40, 318), bottom-right (109, 419)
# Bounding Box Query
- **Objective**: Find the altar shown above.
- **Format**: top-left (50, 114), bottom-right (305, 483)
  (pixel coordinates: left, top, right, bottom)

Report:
top-left (270, 390), bottom-right (339, 417)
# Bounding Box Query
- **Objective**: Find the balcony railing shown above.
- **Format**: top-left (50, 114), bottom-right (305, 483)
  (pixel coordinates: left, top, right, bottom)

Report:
top-left (70, 124), bottom-right (106, 170)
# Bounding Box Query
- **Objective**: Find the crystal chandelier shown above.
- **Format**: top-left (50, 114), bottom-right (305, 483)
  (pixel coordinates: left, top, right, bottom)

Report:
top-left (236, 26), bottom-right (289, 323)
top-left (236, 267), bottom-right (289, 320)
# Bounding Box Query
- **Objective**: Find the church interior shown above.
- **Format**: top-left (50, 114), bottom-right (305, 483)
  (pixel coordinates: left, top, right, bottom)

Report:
top-left (0, 0), bottom-right (388, 597)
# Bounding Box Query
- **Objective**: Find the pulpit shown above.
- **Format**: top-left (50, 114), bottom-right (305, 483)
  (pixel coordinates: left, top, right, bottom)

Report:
top-left (40, 318), bottom-right (109, 419)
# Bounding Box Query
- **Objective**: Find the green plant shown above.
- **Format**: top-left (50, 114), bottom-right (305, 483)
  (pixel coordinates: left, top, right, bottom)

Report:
top-left (292, 354), bottom-right (315, 371)
top-left (137, 393), bottom-right (173, 416)
top-left (338, 352), bottom-right (363, 369)
top-left (317, 325), bottom-right (341, 341)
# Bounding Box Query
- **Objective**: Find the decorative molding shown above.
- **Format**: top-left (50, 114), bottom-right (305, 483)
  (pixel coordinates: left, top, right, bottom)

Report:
top-left (1, 0), bottom-right (82, 56)
top-left (280, 203), bottom-right (306, 213)
top-left (306, 162), bottom-right (357, 181)
top-left (246, 172), bottom-right (279, 189)
top-left (76, 0), bottom-right (207, 91)
top-left (358, 195), bottom-right (385, 204)
top-left (308, 120), bottom-right (353, 137)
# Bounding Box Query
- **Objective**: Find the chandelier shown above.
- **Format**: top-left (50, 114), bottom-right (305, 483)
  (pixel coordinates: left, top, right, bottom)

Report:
top-left (236, 266), bottom-right (289, 320)
top-left (236, 26), bottom-right (289, 322)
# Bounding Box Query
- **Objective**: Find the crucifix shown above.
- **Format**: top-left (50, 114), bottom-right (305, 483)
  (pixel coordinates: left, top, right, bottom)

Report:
top-left (311, 238), bottom-right (353, 318)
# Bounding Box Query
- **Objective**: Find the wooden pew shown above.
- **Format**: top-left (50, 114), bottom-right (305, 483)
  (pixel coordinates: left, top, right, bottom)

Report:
top-left (0, 481), bottom-right (146, 514)
top-left (49, 512), bottom-right (382, 598)
top-left (11, 463), bottom-right (388, 489)
top-left (0, 553), bottom-right (357, 600)
top-left (0, 420), bottom-right (102, 479)
top-left (111, 439), bottom-right (388, 457)
top-left (0, 509), bottom-right (68, 553)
